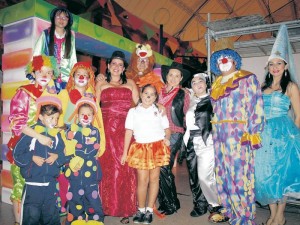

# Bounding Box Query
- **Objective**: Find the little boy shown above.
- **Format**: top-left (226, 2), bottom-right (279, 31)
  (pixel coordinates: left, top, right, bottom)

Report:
top-left (13, 96), bottom-right (68, 225)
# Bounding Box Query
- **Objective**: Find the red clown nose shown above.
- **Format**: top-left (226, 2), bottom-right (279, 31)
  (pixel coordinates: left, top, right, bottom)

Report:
top-left (83, 115), bottom-right (88, 120)
top-left (79, 75), bottom-right (84, 80)
top-left (221, 58), bottom-right (228, 64)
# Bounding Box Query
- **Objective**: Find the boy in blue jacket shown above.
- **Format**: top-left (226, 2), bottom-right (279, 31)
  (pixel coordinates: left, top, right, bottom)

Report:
top-left (13, 96), bottom-right (68, 225)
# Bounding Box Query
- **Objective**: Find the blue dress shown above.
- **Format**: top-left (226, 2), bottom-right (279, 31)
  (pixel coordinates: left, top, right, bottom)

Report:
top-left (255, 92), bottom-right (300, 205)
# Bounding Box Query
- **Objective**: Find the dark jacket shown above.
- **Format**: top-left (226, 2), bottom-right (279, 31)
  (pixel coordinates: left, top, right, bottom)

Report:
top-left (171, 89), bottom-right (185, 128)
top-left (13, 121), bottom-right (67, 183)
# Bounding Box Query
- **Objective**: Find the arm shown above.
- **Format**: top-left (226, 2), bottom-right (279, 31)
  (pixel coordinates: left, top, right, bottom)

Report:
top-left (121, 129), bottom-right (133, 165)
top-left (242, 74), bottom-right (265, 149)
top-left (128, 79), bottom-right (139, 105)
top-left (288, 83), bottom-right (300, 128)
top-left (164, 128), bottom-right (171, 146)
top-left (95, 80), bottom-right (104, 102)
top-left (13, 135), bottom-right (35, 167)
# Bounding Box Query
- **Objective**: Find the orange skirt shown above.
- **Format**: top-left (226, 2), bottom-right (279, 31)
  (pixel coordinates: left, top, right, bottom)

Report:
top-left (127, 140), bottom-right (170, 170)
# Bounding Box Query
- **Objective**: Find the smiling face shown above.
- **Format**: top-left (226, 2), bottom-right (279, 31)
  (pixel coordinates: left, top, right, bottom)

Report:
top-left (74, 68), bottom-right (90, 88)
top-left (108, 58), bottom-right (125, 76)
top-left (140, 85), bottom-right (158, 108)
top-left (78, 106), bottom-right (94, 127)
top-left (136, 57), bottom-right (150, 74)
top-left (191, 76), bottom-right (207, 96)
top-left (39, 112), bottom-right (60, 129)
top-left (54, 11), bottom-right (69, 29)
top-left (34, 66), bottom-right (53, 87)
top-left (166, 69), bottom-right (183, 87)
top-left (268, 58), bottom-right (286, 78)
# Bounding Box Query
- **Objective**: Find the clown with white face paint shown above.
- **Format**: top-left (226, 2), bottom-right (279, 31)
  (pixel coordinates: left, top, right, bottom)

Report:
top-left (57, 62), bottom-right (106, 214)
top-left (64, 97), bottom-right (104, 224)
top-left (210, 48), bottom-right (264, 225)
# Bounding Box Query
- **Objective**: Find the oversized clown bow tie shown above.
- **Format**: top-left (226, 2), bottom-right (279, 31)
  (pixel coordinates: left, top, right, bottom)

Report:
top-left (34, 125), bottom-right (59, 137)
top-left (70, 124), bottom-right (91, 136)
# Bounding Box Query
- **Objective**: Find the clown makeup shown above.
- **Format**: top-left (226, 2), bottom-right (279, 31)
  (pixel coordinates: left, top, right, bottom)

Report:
top-left (39, 112), bottom-right (60, 129)
top-left (217, 56), bottom-right (234, 73)
top-left (78, 106), bottom-right (94, 127)
top-left (140, 85), bottom-right (158, 108)
top-left (34, 66), bottom-right (53, 87)
top-left (74, 68), bottom-right (90, 87)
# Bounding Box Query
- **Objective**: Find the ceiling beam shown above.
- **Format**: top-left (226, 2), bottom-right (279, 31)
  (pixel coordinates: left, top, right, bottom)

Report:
top-left (256, 0), bottom-right (275, 23)
top-left (290, 0), bottom-right (298, 20)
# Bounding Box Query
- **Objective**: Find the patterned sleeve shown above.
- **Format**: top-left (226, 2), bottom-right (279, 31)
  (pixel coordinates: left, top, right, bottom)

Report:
top-left (241, 74), bottom-right (265, 150)
top-left (8, 89), bottom-right (30, 136)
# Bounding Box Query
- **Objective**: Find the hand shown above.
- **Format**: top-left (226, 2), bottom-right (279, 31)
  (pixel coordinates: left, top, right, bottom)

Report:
top-left (96, 73), bottom-right (106, 82)
top-left (164, 138), bottom-right (170, 146)
top-left (32, 155), bottom-right (45, 166)
top-left (156, 103), bottom-right (166, 116)
top-left (45, 153), bottom-right (58, 165)
top-left (121, 154), bottom-right (127, 165)
top-left (37, 135), bottom-right (53, 148)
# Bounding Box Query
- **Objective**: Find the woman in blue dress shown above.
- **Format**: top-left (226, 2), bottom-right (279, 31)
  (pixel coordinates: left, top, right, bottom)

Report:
top-left (255, 25), bottom-right (300, 225)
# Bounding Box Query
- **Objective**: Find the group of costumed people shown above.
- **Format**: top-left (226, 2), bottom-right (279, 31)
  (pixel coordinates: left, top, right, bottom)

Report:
top-left (5, 5), bottom-right (300, 225)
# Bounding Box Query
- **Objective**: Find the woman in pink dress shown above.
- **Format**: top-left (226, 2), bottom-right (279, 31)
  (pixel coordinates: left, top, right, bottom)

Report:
top-left (96, 51), bottom-right (139, 224)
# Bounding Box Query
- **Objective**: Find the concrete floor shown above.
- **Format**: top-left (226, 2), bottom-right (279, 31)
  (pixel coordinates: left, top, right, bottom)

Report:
top-left (1, 161), bottom-right (300, 225)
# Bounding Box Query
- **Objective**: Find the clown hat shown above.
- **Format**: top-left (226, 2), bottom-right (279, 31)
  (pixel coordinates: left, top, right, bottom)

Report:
top-left (268, 24), bottom-right (298, 83)
top-left (75, 97), bottom-right (98, 114)
top-left (35, 95), bottom-right (62, 121)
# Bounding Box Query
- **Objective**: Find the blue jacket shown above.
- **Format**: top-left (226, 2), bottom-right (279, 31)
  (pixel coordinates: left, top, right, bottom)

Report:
top-left (13, 122), bottom-right (68, 183)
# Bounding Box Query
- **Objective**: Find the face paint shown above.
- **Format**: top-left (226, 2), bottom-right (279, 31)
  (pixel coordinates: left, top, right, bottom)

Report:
top-left (79, 114), bottom-right (93, 126)
top-left (218, 56), bottom-right (233, 72)
top-left (75, 75), bottom-right (88, 87)
top-left (36, 77), bottom-right (51, 87)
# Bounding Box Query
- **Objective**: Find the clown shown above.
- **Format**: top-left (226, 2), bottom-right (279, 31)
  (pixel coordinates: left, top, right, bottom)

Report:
top-left (126, 43), bottom-right (164, 92)
top-left (58, 62), bottom-right (106, 215)
top-left (210, 48), bottom-right (264, 225)
top-left (7, 55), bottom-right (58, 225)
top-left (64, 97), bottom-right (104, 225)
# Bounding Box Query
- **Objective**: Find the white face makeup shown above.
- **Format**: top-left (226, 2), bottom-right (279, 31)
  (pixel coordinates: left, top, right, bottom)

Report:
top-left (78, 106), bottom-right (94, 126)
top-left (74, 68), bottom-right (89, 87)
top-left (35, 66), bottom-right (53, 87)
top-left (218, 56), bottom-right (234, 72)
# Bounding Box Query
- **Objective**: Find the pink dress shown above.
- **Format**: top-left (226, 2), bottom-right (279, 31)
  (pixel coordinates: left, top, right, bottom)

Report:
top-left (99, 87), bottom-right (137, 217)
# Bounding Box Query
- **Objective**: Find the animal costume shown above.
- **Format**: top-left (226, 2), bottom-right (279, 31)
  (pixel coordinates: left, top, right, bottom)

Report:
top-left (210, 48), bottom-right (264, 225)
top-left (126, 44), bottom-right (164, 92)
top-left (64, 98), bottom-right (104, 224)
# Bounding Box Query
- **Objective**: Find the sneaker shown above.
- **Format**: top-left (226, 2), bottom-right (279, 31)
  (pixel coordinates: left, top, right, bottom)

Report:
top-left (133, 210), bottom-right (145, 223)
top-left (143, 211), bottom-right (153, 224)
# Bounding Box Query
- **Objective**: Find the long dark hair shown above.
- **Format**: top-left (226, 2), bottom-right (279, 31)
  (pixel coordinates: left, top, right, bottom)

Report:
top-left (49, 8), bottom-right (73, 58)
top-left (106, 58), bottom-right (128, 84)
top-left (262, 66), bottom-right (292, 94)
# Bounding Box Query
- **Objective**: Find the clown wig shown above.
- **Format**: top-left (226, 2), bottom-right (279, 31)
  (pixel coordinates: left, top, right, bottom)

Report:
top-left (210, 48), bottom-right (242, 76)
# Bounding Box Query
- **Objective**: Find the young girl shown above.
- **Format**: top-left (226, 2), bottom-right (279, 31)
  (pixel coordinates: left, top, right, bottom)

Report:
top-left (64, 97), bottom-right (104, 225)
top-left (121, 84), bottom-right (171, 224)
top-left (7, 55), bottom-right (58, 225)
top-left (13, 96), bottom-right (67, 225)
top-left (33, 7), bottom-right (77, 90)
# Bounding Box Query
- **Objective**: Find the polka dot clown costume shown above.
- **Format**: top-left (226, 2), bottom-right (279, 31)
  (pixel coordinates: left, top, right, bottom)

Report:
top-left (64, 97), bottom-right (104, 225)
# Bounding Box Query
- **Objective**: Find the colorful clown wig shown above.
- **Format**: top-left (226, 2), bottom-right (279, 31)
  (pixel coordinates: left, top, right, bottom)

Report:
top-left (26, 55), bottom-right (59, 78)
top-left (65, 62), bottom-right (96, 94)
top-left (210, 48), bottom-right (242, 76)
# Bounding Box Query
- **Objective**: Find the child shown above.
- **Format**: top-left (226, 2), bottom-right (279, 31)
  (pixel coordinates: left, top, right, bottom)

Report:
top-left (121, 84), bottom-right (171, 224)
top-left (13, 96), bottom-right (68, 225)
top-left (7, 55), bottom-right (58, 225)
top-left (64, 97), bottom-right (104, 225)
top-left (33, 7), bottom-right (77, 90)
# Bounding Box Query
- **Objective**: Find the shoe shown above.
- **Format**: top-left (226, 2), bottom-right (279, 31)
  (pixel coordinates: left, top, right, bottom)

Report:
top-left (208, 212), bottom-right (229, 223)
top-left (120, 217), bottom-right (130, 224)
top-left (143, 211), bottom-right (153, 224)
top-left (190, 207), bottom-right (207, 217)
top-left (133, 210), bottom-right (145, 223)
top-left (161, 209), bottom-right (175, 215)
